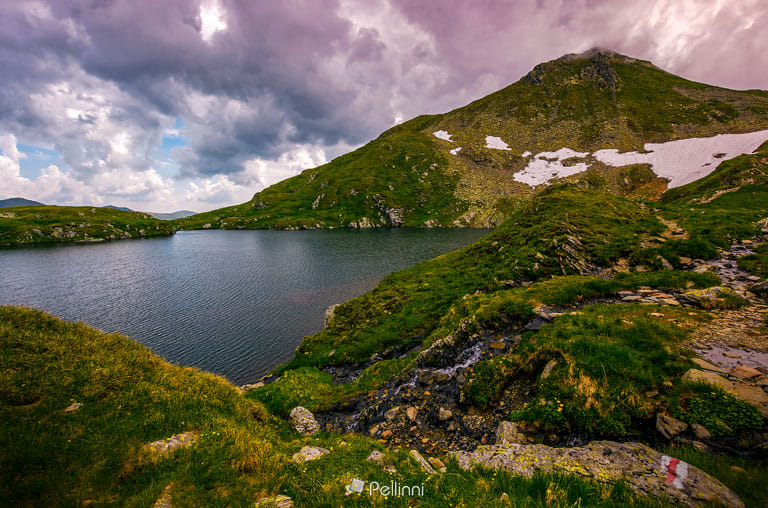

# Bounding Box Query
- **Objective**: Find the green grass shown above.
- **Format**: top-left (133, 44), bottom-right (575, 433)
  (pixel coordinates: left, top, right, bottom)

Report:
top-left (2, 306), bottom-right (686, 507)
top-left (669, 383), bottom-right (763, 436)
top-left (0, 206), bottom-right (175, 247)
top-left (506, 304), bottom-right (699, 437)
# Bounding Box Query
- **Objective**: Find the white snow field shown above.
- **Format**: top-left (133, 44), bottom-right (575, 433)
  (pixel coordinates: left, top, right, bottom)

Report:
top-left (512, 148), bottom-right (590, 186)
top-left (521, 151), bottom-right (532, 157)
top-left (485, 136), bottom-right (511, 150)
top-left (433, 130), bottom-right (453, 142)
top-left (450, 146), bottom-right (462, 155)
top-left (593, 129), bottom-right (768, 188)
top-left (507, 129), bottom-right (768, 187)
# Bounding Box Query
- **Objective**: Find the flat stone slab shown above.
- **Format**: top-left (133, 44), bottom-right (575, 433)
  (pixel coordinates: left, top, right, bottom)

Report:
top-left (691, 358), bottom-right (727, 374)
top-left (732, 384), bottom-right (768, 418)
top-left (292, 445), bottom-right (330, 463)
top-left (453, 441), bottom-right (743, 508)
top-left (147, 431), bottom-right (200, 455)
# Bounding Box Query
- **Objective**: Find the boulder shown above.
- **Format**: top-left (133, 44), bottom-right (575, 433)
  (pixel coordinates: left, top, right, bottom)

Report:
top-left (656, 414), bottom-right (688, 439)
top-left (496, 421), bottom-right (527, 445)
top-left (453, 441), bottom-right (743, 508)
top-left (292, 446), bottom-right (330, 463)
top-left (679, 287), bottom-right (743, 308)
top-left (682, 369), bottom-right (734, 392)
top-left (690, 423), bottom-right (711, 440)
top-left (290, 406), bottom-right (320, 435)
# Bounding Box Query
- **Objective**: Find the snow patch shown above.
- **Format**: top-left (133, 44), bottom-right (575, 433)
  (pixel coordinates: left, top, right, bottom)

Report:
top-left (450, 146), bottom-right (462, 155)
top-left (521, 151), bottom-right (532, 157)
top-left (513, 148), bottom-right (590, 186)
top-left (485, 136), bottom-right (511, 150)
top-left (433, 130), bottom-right (453, 142)
top-left (594, 129), bottom-right (768, 188)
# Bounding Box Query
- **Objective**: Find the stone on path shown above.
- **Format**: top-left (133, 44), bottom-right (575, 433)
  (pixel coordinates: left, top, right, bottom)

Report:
top-left (292, 445), bottom-right (330, 463)
top-left (290, 406), bottom-right (320, 435)
top-left (147, 431), bottom-right (200, 456)
top-left (453, 441), bottom-right (744, 508)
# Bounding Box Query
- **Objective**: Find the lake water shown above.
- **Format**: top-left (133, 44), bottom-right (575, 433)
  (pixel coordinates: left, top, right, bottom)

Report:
top-left (0, 229), bottom-right (487, 384)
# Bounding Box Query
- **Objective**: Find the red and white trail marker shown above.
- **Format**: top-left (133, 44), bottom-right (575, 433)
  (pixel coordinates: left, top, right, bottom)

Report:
top-left (661, 455), bottom-right (689, 489)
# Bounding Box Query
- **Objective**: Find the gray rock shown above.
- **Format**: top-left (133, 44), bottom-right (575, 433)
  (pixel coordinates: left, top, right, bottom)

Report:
top-left (656, 413), bottom-right (688, 439)
top-left (290, 406), bottom-right (320, 435)
top-left (147, 431), bottom-right (200, 455)
top-left (323, 303), bottom-right (340, 327)
top-left (292, 446), bottom-right (330, 463)
top-left (255, 494), bottom-right (294, 507)
top-left (453, 441), bottom-right (743, 508)
top-left (496, 421), bottom-right (527, 445)
top-left (63, 402), bottom-right (83, 413)
top-left (410, 449), bottom-right (436, 474)
top-left (691, 423), bottom-right (711, 440)
top-left (384, 406), bottom-right (400, 423)
top-left (540, 359), bottom-right (558, 380)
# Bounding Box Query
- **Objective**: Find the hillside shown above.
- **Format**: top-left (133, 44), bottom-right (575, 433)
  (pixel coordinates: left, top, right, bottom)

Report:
top-left (175, 49), bottom-right (768, 231)
top-left (1, 305), bottom-right (719, 508)
top-left (0, 206), bottom-right (175, 247)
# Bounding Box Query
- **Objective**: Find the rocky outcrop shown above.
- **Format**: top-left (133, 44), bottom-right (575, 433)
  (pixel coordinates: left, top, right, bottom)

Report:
top-left (454, 441), bottom-right (744, 508)
top-left (290, 406), bottom-right (320, 435)
top-left (323, 304), bottom-right (340, 327)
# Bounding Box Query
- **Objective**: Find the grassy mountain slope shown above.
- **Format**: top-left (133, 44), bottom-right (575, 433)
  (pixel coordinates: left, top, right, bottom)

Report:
top-left (3, 306), bottom-right (685, 507)
top-left (175, 49), bottom-right (768, 231)
top-left (0, 206), bottom-right (175, 247)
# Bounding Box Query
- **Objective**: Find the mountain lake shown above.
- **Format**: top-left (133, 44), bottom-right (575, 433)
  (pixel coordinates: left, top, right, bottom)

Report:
top-left (0, 228), bottom-right (488, 384)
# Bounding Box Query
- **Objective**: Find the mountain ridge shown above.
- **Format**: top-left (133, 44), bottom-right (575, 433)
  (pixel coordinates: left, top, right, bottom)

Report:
top-left (174, 49), bottom-right (768, 231)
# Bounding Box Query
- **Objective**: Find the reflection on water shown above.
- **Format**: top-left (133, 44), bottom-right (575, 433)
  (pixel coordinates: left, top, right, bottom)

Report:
top-left (0, 228), bottom-right (487, 384)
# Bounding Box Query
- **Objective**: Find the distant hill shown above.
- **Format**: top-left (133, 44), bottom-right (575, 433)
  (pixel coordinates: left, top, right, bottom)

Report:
top-left (0, 205), bottom-right (175, 247)
top-left (104, 205), bottom-right (133, 212)
top-left (174, 48), bottom-right (768, 231)
top-left (149, 210), bottom-right (196, 220)
top-left (0, 197), bottom-right (44, 208)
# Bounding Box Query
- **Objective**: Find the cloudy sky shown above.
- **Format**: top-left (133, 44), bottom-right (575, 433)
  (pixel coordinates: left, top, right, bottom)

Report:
top-left (1, 0), bottom-right (766, 212)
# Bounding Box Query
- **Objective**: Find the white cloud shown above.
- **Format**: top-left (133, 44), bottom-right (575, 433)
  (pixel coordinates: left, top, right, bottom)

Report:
top-left (200, 0), bottom-right (228, 43)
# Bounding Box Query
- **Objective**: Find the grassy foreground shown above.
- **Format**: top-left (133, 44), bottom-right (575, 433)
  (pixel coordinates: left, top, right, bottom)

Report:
top-left (1, 306), bottom-right (688, 507)
top-left (0, 206), bottom-right (175, 247)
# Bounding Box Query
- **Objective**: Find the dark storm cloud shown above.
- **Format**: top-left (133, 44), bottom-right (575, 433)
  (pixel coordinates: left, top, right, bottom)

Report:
top-left (1, 0), bottom-right (767, 185)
